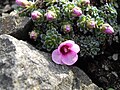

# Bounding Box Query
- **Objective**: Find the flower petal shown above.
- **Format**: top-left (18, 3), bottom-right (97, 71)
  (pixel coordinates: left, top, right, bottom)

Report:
top-left (71, 44), bottom-right (80, 53)
top-left (58, 40), bottom-right (75, 52)
top-left (52, 49), bottom-right (63, 64)
top-left (62, 51), bottom-right (78, 65)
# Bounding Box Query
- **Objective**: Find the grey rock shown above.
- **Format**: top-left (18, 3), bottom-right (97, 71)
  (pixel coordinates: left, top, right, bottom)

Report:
top-left (0, 34), bottom-right (100, 90)
top-left (0, 0), bottom-right (15, 6)
top-left (0, 15), bottom-right (33, 40)
top-left (1, 13), bottom-right (10, 16)
top-left (0, 9), bottom-right (2, 16)
top-left (2, 4), bottom-right (12, 13)
top-left (11, 4), bottom-right (18, 10)
top-left (112, 53), bottom-right (118, 61)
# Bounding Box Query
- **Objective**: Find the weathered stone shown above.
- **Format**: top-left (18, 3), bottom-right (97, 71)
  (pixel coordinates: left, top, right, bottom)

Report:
top-left (112, 53), bottom-right (118, 61)
top-left (2, 4), bottom-right (12, 13)
top-left (11, 4), bottom-right (18, 10)
top-left (0, 0), bottom-right (15, 6)
top-left (0, 9), bottom-right (2, 16)
top-left (0, 15), bottom-right (33, 40)
top-left (0, 34), bottom-right (100, 90)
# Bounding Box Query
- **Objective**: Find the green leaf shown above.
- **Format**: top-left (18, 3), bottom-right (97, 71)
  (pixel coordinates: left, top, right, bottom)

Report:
top-left (41, 34), bottom-right (46, 40)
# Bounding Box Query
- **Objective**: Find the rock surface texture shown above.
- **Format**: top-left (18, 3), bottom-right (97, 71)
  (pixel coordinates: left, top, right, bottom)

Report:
top-left (0, 15), bottom-right (33, 40)
top-left (0, 34), bottom-right (100, 90)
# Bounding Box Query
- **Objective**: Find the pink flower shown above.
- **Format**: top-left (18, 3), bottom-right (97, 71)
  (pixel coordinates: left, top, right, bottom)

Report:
top-left (52, 40), bottom-right (80, 65)
top-left (72, 7), bottom-right (82, 17)
top-left (45, 11), bottom-right (56, 21)
top-left (16, 0), bottom-right (30, 7)
top-left (101, 24), bottom-right (114, 34)
top-left (31, 11), bottom-right (42, 20)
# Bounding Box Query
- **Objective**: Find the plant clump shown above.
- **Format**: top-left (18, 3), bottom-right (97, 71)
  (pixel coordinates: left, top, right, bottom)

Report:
top-left (15, 0), bottom-right (119, 59)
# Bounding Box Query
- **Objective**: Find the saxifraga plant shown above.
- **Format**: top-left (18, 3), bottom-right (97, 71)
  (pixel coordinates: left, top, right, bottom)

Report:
top-left (15, 0), bottom-right (119, 58)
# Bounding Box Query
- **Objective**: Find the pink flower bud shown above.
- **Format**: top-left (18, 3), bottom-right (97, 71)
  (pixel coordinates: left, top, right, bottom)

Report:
top-left (16, 0), bottom-right (30, 7)
top-left (29, 31), bottom-right (38, 41)
top-left (63, 24), bottom-right (71, 33)
top-left (101, 24), bottom-right (114, 34)
top-left (72, 7), bottom-right (82, 17)
top-left (87, 20), bottom-right (96, 29)
top-left (45, 11), bottom-right (56, 21)
top-left (31, 11), bottom-right (42, 20)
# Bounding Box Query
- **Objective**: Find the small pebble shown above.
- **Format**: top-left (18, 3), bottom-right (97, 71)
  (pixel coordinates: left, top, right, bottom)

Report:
top-left (112, 54), bottom-right (118, 61)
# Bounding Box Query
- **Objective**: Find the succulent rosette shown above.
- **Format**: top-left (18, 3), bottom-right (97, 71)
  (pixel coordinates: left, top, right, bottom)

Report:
top-left (52, 40), bottom-right (80, 65)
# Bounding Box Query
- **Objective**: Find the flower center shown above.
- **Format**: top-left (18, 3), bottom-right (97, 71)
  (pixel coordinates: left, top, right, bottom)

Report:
top-left (60, 45), bottom-right (70, 55)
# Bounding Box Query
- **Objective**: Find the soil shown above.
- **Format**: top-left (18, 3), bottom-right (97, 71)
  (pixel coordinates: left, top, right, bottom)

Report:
top-left (0, 0), bottom-right (120, 90)
top-left (75, 42), bottom-right (120, 90)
